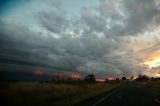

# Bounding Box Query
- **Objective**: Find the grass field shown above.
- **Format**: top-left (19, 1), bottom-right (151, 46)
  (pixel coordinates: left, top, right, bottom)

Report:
top-left (137, 79), bottom-right (160, 88)
top-left (0, 81), bottom-right (122, 106)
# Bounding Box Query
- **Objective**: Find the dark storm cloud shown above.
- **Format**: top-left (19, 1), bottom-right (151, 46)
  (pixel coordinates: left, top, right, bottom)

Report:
top-left (0, 20), bottom-right (71, 70)
top-left (77, 0), bottom-right (160, 37)
top-left (36, 0), bottom-right (68, 34)
top-left (36, 0), bottom-right (160, 77)
top-left (123, 0), bottom-right (159, 35)
top-left (1, 0), bottom-right (160, 77)
top-left (37, 11), bottom-right (68, 34)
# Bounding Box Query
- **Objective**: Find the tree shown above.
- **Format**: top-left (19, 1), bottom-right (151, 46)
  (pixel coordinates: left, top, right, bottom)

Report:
top-left (116, 78), bottom-right (119, 80)
top-left (138, 74), bottom-right (142, 78)
top-left (122, 77), bottom-right (126, 80)
top-left (130, 75), bottom-right (134, 80)
top-left (115, 78), bottom-right (120, 83)
top-left (84, 74), bottom-right (96, 83)
top-left (136, 75), bottom-right (149, 82)
top-left (105, 78), bottom-right (109, 82)
top-left (151, 77), bottom-right (160, 81)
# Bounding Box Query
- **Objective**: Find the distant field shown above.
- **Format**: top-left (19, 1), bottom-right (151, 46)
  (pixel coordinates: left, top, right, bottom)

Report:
top-left (0, 81), bottom-right (122, 106)
top-left (137, 79), bottom-right (160, 89)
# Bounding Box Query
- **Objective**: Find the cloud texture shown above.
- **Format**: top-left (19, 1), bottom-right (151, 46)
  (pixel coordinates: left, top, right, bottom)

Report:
top-left (0, 0), bottom-right (160, 78)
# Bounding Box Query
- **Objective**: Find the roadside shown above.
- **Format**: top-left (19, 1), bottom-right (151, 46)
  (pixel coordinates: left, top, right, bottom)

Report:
top-left (135, 80), bottom-right (160, 104)
top-left (75, 81), bottom-right (160, 106)
top-left (75, 81), bottom-right (125, 106)
top-left (0, 81), bottom-right (123, 106)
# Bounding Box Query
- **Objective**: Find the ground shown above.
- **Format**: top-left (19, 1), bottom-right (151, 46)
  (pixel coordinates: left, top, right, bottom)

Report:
top-left (0, 81), bottom-right (121, 106)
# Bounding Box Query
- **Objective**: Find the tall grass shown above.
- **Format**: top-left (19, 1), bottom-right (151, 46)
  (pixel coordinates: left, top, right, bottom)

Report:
top-left (1, 82), bottom-right (121, 106)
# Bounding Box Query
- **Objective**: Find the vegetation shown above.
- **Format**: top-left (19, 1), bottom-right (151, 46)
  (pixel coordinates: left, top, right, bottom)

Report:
top-left (105, 78), bottom-right (109, 82)
top-left (135, 75), bottom-right (149, 82)
top-left (147, 77), bottom-right (160, 88)
top-left (134, 75), bottom-right (160, 89)
top-left (84, 74), bottom-right (96, 83)
top-left (130, 75), bottom-right (134, 80)
top-left (116, 78), bottom-right (119, 81)
top-left (0, 80), bottom-right (122, 106)
top-left (135, 76), bottom-right (160, 94)
top-left (122, 77), bottom-right (126, 81)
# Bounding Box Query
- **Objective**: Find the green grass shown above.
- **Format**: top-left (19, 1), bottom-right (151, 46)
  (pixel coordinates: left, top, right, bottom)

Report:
top-left (1, 82), bottom-right (122, 106)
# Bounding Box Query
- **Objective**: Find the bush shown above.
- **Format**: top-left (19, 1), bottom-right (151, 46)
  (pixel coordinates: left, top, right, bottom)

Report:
top-left (105, 78), bottom-right (109, 83)
top-left (116, 78), bottom-right (119, 81)
top-left (136, 75), bottom-right (149, 82)
top-left (122, 77), bottom-right (126, 81)
top-left (84, 74), bottom-right (96, 83)
top-left (150, 77), bottom-right (160, 81)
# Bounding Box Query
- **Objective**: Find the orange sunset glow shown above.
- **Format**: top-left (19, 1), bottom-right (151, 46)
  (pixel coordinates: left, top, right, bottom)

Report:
top-left (144, 50), bottom-right (160, 68)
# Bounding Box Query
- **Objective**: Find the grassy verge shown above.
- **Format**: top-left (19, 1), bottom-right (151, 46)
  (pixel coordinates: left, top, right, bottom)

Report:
top-left (0, 82), bottom-right (122, 106)
top-left (135, 79), bottom-right (160, 89)
top-left (145, 81), bottom-right (160, 89)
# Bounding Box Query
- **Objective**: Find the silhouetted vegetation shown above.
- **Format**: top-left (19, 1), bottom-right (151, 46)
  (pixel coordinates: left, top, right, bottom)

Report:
top-left (105, 78), bottom-right (109, 83)
top-left (114, 78), bottom-right (120, 83)
top-left (116, 78), bottom-right (119, 81)
top-left (122, 77), bottom-right (126, 80)
top-left (130, 75), bottom-right (133, 80)
top-left (136, 75), bottom-right (149, 82)
top-left (150, 77), bottom-right (160, 81)
top-left (116, 78), bottom-right (120, 81)
top-left (84, 74), bottom-right (96, 83)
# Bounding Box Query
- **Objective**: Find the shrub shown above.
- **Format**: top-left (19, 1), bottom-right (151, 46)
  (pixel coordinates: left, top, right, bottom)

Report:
top-left (122, 77), bottom-right (126, 80)
top-left (84, 74), bottom-right (96, 83)
top-left (136, 75), bottom-right (149, 82)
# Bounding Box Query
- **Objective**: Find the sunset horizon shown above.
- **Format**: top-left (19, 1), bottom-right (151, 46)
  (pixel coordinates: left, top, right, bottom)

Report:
top-left (1, 1), bottom-right (160, 105)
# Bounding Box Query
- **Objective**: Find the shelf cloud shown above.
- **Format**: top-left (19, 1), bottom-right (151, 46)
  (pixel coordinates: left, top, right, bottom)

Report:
top-left (0, 0), bottom-right (160, 78)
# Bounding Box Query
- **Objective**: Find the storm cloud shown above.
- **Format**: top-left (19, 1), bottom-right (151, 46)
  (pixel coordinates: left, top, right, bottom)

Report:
top-left (0, 0), bottom-right (160, 78)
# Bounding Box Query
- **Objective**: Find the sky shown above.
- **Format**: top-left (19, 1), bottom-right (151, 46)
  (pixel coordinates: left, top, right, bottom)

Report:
top-left (0, 0), bottom-right (160, 79)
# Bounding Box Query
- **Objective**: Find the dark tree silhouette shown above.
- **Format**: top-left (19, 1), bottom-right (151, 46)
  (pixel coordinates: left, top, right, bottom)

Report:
top-left (116, 78), bottom-right (119, 81)
top-left (115, 78), bottom-right (120, 83)
top-left (84, 74), bottom-right (96, 83)
top-left (150, 77), bottom-right (160, 81)
top-left (130, 75), bottom-right (133, 80)
top-left (122, 77), bottom-right (126, 80)
top-left (138, 74), bottom-right (142, 78)
top-left (105, 78), bottom-right (109, 82)
top-left (136, 75), bottom-right (149, 82)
